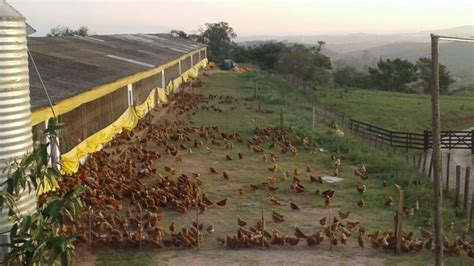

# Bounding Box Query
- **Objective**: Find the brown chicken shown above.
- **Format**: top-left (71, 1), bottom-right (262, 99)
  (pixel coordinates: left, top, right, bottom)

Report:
top-left (202, 193), bottom-right (213, 205)
top-left (294, 226), bottom-right (307, 239)
top-left (216, 198), bottom-right (228, 207)
top-left (285, 236), bottom-right (300, 246)
top-left (338, 210), bottom-right (351, 220)
top-left (268, 164), bottom-right (277, 173)
top-left (357, 184), bottom-right (366, 194)
top-left (272, 211), bottom-right (285, 223)
top-left (324, 195), bottom-right (331, 208)
top-left (210, 167), bottom-right (217, 174)
top-left (384, 196), bottom-right (393, 207)
top-left (340, 232), bottom-right (348, 245)
top-left (358, 231), bottom-right (365, 248)
top-left (205, 225), bottom-right (214, 234)
top-left (289, 201), bottom-right (300, 210)
top-left (357, 199), bottom-right (365, 208)
top-left (223, 171), bottom-right (230, 180)
top-left (319, 216), bottom-right (328, 226)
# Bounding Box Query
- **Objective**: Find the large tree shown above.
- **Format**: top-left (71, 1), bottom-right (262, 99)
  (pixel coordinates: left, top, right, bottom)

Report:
top-left (368, 59), bottom-right (418, 91)
top-left (171, 22), bottom-right (236, 62)
top-left (416, 57), bottom-right (454, 94)
top-left (200, 22), bottom-right (237, 62)
top-left (333, 66), bottom-right (369, 88)
top-left (277, 43), bottom-right (332, 86)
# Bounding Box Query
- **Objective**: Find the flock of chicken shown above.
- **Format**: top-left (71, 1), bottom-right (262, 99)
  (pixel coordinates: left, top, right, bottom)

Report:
top-left (48, 77), bottom-right (474, 259)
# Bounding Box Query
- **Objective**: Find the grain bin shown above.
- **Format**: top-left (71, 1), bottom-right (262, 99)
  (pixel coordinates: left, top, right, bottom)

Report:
top-left (0, 0), bottom-right (36, 256)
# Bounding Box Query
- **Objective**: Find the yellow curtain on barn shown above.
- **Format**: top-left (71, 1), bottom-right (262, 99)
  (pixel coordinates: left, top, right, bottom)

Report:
top-left (55, 57), bottom-right (209, 178)
top-left (60, 88), bottom-right (156, 175)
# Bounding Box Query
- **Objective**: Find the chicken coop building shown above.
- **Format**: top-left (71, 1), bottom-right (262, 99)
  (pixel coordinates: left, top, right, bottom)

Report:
top-left (28, 33), bottom-right (207, 175)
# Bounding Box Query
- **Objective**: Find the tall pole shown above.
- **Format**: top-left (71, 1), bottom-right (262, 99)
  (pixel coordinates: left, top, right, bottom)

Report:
top-left (430, 34), bottom-right (443, 266)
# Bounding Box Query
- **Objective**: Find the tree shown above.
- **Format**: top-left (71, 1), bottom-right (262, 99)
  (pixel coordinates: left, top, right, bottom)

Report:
top-left (333, 66), bottom-right (369, 88)
top-left (368, 59), bottom-right (418, 91)
top-left (76, 26), bottom-right (90, 37)
top-left (170, 29), bottom-right (190, 39)
top-left (242, 42), bottom-right (287, 70)
top-left (416, 57), bottom-right (454, 94)
top-left (277, 43), bottom-right (332, 86)
top-left (47, 25), bottom-right (90, 37)
top-left (0, 118), bottom-right (84, 265)
top-left (200, 22), bottom-right (237, 62)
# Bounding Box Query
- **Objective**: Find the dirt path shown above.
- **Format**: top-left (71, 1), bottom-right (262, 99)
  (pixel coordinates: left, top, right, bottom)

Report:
top-left (157, 249), bottom-right (385, 266)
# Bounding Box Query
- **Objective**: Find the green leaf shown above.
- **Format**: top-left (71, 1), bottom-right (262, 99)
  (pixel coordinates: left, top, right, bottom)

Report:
top-left (20, 216), bottom-right (32, 233)
top-left (10, 223), bottom-right (17, 241)
top-left (44, 118), bottom-right (64, 136)
top-left (39, 144), bottom-right (49, 166)
top-left (42, 200), bottom-right (63, 221)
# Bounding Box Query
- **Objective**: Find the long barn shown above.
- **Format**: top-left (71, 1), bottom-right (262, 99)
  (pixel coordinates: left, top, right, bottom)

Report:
top-left (28, 33), bottom-right (207, 175)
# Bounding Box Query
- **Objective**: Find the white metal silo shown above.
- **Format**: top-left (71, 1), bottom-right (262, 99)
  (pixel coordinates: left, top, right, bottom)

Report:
top-left (0, 0), bottom-right (36, 257)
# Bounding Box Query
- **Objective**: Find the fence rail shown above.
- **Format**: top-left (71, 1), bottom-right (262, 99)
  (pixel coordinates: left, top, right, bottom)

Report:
top-left (349, 119), bottom-right (473, 153)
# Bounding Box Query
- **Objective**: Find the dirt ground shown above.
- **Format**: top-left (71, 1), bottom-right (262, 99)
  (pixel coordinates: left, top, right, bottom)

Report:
top-left (69, 70), bottom-right (473, 265)
top-left (76, 246), bottom-right (387, 266)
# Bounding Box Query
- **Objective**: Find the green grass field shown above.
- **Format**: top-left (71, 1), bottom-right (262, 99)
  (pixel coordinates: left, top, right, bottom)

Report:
top-left (317, 87), bottom-right (474, 132)
top-left (89, 68), bottom-right (473, 265)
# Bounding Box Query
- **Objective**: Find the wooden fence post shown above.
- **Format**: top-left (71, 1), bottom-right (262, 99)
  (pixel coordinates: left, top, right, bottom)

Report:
top-left (446, 153), bottom-right (451, 190)
top-left (471, 129), bottom-right (474, 155)
top-left (428, 154), bottom-right (434, 178)
top-left (395, 189), bottom-right (404, 254)
top-left (196, 205), bottom-right (200, 250)
top-left (470, 193), bottom-right (474, 231)
top-left (312, 106), bottom-right (316, 129)
top-left (261, 208), bottom-right (265, 248)
top-left (89, 207), bottom-right (92, 248)
top-left (417, 153), bottom-right (422, 169)
top-left (455, 165), bottom-right (461, 207)
top-left (280, 109), bottom-right (283, 129)
top-left (423, 130), bottom-right (429, 151)
top-left (463, 167), bottom-right (471, 212)
top-left (422, 151), bottom-right (427, 174)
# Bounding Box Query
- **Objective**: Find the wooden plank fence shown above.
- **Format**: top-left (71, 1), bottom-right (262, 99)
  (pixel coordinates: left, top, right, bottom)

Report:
top-left (349, 119), bottom-right (473, 154)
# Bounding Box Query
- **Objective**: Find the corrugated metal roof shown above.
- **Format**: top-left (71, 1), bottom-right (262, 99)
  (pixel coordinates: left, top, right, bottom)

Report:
top-left (28, 33), bottom-right (206, 110)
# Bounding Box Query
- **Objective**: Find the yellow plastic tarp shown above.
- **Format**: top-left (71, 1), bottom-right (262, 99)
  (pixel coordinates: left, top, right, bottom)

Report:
top-left (60, 106), bottom-right (139, 175)
top-left (60, 88), bottom-right (157, 175)
top-left (56, 58), bottom-right (208, 177)
top-left (157, 88), bottom-right (168, 103)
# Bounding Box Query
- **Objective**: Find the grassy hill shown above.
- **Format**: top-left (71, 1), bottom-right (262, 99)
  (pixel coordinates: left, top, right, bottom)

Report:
top-left (317, 88), bottom-right (474, 132)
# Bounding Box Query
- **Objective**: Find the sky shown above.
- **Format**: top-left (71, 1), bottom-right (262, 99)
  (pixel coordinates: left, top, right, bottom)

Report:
top-left (9, 0), bottom-right (474, 38)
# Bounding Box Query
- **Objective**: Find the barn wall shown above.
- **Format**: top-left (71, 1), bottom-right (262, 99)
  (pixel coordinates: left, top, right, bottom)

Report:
top-left (181, 55), bottom-right (191, 73)
top-left (134, 74), bottom-right (160, 104)
top-left (58, 86), bottom-right (128, 153)
top-left (192, 53), bottom-right (200, 66)
top-left (32, 122), bottom-right (46, 144)
top-left (42, 50), bottom-right (205, 154)
top-left (164, 62), bottom-right (180, 86)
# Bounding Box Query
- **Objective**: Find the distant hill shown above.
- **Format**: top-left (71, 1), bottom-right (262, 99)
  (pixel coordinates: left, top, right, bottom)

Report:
top-left (237, 26), bottom-right (474, 87)
top-left (333, 41), bottom-right (474, 87)
top-left (237, 25), bottom-right (474, 53)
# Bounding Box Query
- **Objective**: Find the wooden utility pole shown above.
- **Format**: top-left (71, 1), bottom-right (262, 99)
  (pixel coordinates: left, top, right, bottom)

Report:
top-left (430, 34), bottom-right (444, 266)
